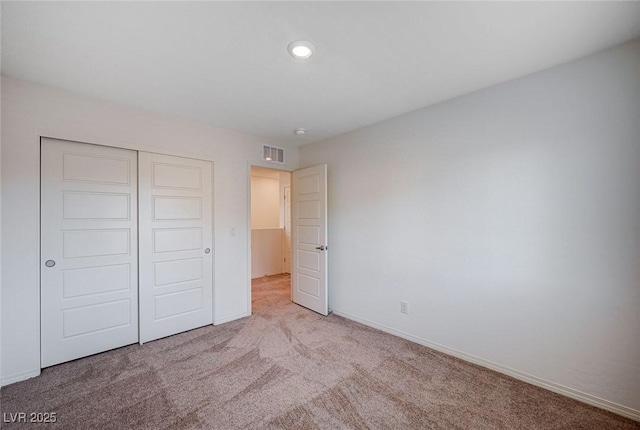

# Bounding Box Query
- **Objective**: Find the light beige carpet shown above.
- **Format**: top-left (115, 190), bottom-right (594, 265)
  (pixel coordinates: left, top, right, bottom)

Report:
top-left (1, 274), bottom-right (638, 429)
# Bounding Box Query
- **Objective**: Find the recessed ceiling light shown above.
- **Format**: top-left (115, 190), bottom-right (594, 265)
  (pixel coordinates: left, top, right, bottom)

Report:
top-left (288, 40), bottom-right (315, 59)
top-left (294, 128), bottom-right (307, 136)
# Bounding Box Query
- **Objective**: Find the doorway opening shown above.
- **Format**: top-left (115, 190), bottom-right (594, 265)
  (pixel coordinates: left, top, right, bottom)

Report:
top-left (250, 166), bottom-right (292, 314)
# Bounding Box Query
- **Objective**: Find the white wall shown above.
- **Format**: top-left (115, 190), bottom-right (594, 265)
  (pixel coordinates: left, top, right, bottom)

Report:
top-left (250, 175), bottom-right (280, 229)
top-left (0, 76), bottom-right (299, 385)
top-left (300, 39), bottom-right (640, 418)
top-left (251, 229), bottom-right (284, 278)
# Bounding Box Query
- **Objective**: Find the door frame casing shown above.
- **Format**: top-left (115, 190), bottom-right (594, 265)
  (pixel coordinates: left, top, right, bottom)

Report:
top-left (283, 185), bottom-right (292, 275)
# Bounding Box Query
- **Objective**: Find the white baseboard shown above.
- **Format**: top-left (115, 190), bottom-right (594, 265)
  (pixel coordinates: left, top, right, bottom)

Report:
top-left (214, 311), bottom-right (249, 326)
top-left (331, 309), bottom-right (640, 422)
top-left (1, 369), bottom-right (40, 388)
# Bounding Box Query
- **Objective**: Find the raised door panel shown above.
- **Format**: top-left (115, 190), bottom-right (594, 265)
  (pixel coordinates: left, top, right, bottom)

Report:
top-left (62, 153), bottom-right (130, 185)
top-left (153, 197), bottom-right (202, 220)
top-left (152, 163), bottom-right (202, 189)
top-left (62, 192), bottom-right (130, 220)
top-left (153, 228), bottom-right (202, 253)
top-left (62, 229), bottom-right (130, 258)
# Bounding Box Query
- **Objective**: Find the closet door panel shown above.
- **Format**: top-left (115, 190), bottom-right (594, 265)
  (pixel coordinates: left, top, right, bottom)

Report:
top-left (139, 152), bottom-right (213, 343)
top-left (41, 138), bottom-right (139, 367)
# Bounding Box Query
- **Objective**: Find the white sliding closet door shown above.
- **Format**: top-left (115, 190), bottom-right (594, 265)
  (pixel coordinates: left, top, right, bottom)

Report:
top-left (138, 152), bottom-right (213, 343)
top-left (41, 138), bottom-right (139, 367)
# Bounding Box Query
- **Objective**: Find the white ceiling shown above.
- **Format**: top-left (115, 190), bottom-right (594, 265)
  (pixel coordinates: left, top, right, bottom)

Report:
top-left (2, 2), bottom-right (640, 146)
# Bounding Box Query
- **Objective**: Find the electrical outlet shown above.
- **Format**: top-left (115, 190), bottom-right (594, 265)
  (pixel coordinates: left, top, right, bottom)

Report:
top-left (400, 301), bottom-right (409, 314)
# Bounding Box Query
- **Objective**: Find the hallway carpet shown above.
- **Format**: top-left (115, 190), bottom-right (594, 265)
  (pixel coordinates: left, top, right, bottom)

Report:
top-left (1, 274), bottom-right (637, 429)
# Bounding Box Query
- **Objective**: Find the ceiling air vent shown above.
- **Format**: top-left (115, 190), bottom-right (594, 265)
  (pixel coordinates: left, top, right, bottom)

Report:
top-left (263, 145), bottom-right (285, 163)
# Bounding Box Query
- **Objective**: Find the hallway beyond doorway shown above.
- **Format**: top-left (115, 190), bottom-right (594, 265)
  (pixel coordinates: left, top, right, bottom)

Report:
top-left (252, 274), bottom-right (291, 314)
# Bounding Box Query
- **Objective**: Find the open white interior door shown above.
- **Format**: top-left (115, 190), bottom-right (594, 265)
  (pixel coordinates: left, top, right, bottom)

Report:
top-left (292, 164), bottom-right (328, 316)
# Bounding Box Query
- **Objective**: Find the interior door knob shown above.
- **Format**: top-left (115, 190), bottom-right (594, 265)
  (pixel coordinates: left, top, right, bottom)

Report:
top-left (45, 260), bottom-right (56, 267)
top-left (315, 245), bottom-right (326, 251)
top-left (204, 248), bottom-right (211, 254)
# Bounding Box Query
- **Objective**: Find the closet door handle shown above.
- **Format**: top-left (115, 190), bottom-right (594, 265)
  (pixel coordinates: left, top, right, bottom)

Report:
top-left (204, 248), bottom-right (211, 254)
top-left (45, 260), bottom-right (56, 268)
top-left (315, 245), bottom-right (326, 251)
